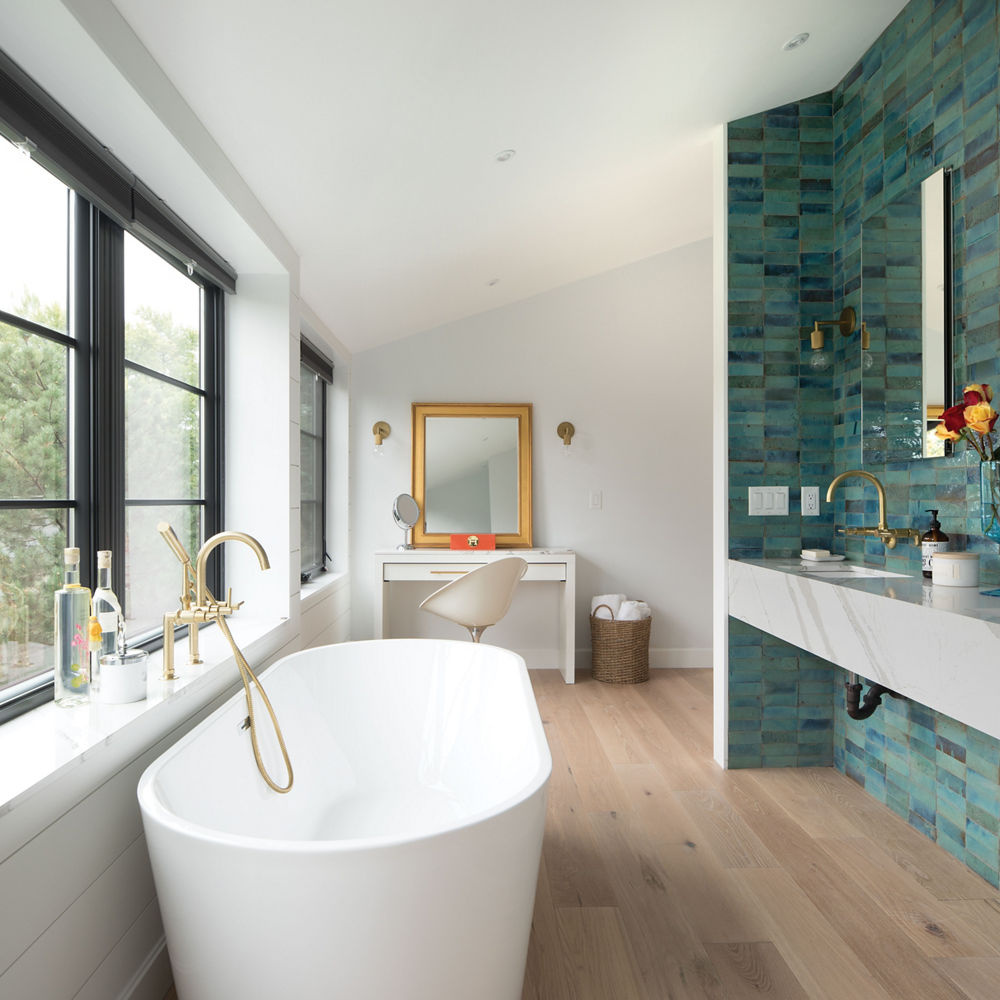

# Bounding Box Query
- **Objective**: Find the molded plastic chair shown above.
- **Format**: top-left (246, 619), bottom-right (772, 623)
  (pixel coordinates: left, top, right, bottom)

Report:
top-left (419, 557), bottom-right (528, 642)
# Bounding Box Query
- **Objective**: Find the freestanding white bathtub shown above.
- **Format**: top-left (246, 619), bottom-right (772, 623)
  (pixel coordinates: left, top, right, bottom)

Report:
top-left (138, 639), bottom-right (551, 1000)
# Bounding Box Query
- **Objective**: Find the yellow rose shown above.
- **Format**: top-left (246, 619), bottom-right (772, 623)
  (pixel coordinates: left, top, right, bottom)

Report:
top-left (964, 401), bottom-right (998, 434)
top-left (933, 423), bottom-right (960, 441)
top-left (964, 383), bottom-right (994, 403)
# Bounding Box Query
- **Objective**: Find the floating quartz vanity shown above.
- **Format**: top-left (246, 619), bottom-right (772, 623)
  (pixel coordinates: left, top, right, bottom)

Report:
top-left (729, 558), bottom-right (1000, 741)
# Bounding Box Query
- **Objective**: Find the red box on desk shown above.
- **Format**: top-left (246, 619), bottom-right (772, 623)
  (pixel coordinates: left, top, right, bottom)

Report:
top-left (449, 533), bottom-right (496, 550)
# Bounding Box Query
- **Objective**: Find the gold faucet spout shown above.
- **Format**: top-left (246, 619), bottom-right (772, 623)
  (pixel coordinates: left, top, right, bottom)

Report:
top-left (826, 469), bottom-right (889, 532)
top-left (826, 469), bottom-right (920, 549)
top-left (194, 531), bottom-right (270, 608)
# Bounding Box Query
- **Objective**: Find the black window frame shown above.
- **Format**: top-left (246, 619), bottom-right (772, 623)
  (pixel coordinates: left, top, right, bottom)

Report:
top-left (0, 47), bottom-right (231, 723)
top-left (299, 338), bottom-right (333, 583)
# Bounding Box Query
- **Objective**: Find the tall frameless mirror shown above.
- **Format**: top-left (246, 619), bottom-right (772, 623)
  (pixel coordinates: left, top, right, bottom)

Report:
top-left (859, 167), bottom-right (953, 463)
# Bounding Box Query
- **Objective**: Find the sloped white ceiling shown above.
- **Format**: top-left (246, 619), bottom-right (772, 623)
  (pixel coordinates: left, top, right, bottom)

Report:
top-left (108, 0), bottom-right (907, 352)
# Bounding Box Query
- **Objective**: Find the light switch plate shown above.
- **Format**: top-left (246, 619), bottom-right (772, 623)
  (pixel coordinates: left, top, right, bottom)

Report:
top-left (748, 486), bottom-right (789, 516)
top-left (802, 486), bottom-right (820, 515)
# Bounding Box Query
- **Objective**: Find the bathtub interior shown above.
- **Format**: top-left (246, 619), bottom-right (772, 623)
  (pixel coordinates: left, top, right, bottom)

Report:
top-left (141, 639), bottom-right (549, 844)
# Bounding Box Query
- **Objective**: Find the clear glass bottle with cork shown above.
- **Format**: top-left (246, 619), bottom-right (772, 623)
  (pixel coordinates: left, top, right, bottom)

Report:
top-left (91, 550), bottom-right (125, 695)
top-left (921, 509), bottom-right (949, 579)
top-left (54, 547), bottom-right (92, 706)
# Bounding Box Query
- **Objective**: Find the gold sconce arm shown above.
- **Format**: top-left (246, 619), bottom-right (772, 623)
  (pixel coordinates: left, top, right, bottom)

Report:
top-left (557, 421), bottom-right (575, 447)
top-left (372, 420), bottom-right (391, 446)
top-left (809, 306), bottom-right (857, 350)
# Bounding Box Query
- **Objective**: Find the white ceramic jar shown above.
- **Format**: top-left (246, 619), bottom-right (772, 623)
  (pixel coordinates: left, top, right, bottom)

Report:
top-left (931, 552), bottom-right (980, 588)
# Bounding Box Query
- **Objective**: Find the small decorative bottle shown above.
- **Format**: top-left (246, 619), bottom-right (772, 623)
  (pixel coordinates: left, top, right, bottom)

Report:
top-left (54, 547), bottom-right (92, 706)
top-left (921, 509), bottom-right (950, 579)
top-left (91, 550), bottom-right (125, 695)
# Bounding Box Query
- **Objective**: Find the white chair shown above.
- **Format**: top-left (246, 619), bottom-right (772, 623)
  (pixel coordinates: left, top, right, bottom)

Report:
top-left (419, 557), bottom-right (528, 642)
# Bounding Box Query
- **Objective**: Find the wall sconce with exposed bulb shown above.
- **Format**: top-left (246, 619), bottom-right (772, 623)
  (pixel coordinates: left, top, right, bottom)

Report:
top-left (557, 421), bottom-right (575, 456)
top-left (806, 306), bottom-right (856, 371)
top-left (372, 420), bottom-right (390, 455)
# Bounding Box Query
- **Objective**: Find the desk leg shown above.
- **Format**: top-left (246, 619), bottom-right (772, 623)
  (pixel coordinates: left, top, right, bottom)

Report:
top-left (560, 570), bottom-right (575, 683)
top-left (374, 566), bottom-right (389, 639)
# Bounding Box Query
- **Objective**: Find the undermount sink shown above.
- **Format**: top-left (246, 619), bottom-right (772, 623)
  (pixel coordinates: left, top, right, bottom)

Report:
top-left (797, 563), bottom-right (907, 579)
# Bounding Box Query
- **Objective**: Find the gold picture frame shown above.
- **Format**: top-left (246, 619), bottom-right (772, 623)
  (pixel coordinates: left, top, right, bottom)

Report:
top-left (411, 402), bottom-right (532, 548)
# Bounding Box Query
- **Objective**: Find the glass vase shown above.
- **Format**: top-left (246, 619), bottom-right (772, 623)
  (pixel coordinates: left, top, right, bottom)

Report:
top-left (981, 461), bottom-right (1000, 543)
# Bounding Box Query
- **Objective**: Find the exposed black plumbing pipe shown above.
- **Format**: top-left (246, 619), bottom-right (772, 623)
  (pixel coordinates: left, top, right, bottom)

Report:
top-left (844, 679), bottom-right (898, 720)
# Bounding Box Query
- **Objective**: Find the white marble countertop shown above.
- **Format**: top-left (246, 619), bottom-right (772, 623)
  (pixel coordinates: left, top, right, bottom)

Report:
top-left (729, 558), bottom-right (1000, 740)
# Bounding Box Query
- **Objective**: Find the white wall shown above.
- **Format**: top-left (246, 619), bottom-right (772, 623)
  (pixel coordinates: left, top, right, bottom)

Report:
top-left (351, 240), bottom-right (714, 670)
top-left (0, 4), bottom-right (351, 998)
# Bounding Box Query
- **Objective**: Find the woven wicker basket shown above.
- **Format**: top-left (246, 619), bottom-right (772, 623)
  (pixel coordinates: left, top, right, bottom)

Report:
top-left (590, 604), bottom-right (651, 684)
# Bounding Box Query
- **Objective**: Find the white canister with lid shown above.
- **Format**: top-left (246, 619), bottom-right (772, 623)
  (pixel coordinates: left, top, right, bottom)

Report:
top-left (931, 552), bottom-right (980, 587)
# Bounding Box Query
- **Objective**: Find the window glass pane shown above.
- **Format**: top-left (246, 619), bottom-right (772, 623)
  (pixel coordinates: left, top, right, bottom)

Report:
top-left (301, 500), bottom-right (321, 572)
top-left (300, 366), bottom-right (320, 435)
top-left (0, 138), bottom-right (68, 331)
top-left (125, 504), bottom-right (201, 639)
top-left (0, 324), bottom-right (69, 500)
top-left (126, 371), bottom-right (201, 499)
top-left (124, 234), bottom-right (201, 387)
top-left (0, 508), bottom-right (67, 690)
top-left (300, 430), bottom-right (318, 504)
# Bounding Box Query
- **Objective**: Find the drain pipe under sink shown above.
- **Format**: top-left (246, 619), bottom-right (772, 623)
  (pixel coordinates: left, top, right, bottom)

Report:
top-left (845, 673), bottom-right (899, 720)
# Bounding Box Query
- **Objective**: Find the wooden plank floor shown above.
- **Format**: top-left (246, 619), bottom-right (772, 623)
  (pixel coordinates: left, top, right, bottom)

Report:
top-left (163, 668), bottom-right (1000, 999)
top-left (521, 668), bottom-right (1000, 1000)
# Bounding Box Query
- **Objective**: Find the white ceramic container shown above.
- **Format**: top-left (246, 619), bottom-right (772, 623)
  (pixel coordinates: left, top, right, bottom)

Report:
top-left (932, 552), bottom-right (980, 587)
top-left (97, 649), bottom-right (148, 703)
top-left (138, 639), bottom-right (551, 1000)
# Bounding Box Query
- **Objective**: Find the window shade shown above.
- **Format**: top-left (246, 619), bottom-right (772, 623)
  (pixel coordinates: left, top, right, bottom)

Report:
top-left (301, 337), bottom-right (334, 383)
top-left (0, 46), bottom-right (237, 293)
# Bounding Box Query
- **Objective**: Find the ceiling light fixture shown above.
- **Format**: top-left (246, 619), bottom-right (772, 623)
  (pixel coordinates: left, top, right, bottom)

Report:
top-left (782, 32), bottom-right (810, 51)
top-left (495, 149), bottom-right (516, 162)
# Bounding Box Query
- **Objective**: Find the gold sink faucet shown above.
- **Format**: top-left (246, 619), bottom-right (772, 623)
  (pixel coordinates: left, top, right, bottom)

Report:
top-left (825, 470), bottom-right (920, 550)
top-left (158, 524), bottom-right (270, 680)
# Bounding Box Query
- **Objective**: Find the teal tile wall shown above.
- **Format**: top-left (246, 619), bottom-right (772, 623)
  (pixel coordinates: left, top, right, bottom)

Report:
top-left (728, 0), bottom-right (1000, 884)
top-left (726, 95), bottom-right (837, 768)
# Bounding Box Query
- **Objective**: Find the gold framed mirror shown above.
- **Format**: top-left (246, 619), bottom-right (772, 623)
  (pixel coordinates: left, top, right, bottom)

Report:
top-left (411, 402), bottom-right (532, 547)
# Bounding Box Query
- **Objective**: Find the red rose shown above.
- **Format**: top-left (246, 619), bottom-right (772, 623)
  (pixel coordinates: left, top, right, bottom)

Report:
top-left (941, 403), bottom-right (968, 432)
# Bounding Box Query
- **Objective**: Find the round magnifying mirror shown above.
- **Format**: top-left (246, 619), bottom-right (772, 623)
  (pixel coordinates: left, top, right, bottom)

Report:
top-left (393, 493), bottom-right (420, 549)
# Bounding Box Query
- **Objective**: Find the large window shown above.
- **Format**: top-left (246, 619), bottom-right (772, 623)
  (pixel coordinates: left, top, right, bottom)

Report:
top-left (0, 54), bottom-right (230, 719)
top-left (299, 340), bottom-right (333, 581)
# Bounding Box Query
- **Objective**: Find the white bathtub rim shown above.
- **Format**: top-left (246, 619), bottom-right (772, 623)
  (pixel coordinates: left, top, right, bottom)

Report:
top-left (137, 638), bottom-right (552, 854)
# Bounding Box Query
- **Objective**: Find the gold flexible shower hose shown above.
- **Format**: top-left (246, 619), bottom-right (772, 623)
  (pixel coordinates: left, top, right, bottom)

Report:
top-left (216, 615), bottom-right (294, 794)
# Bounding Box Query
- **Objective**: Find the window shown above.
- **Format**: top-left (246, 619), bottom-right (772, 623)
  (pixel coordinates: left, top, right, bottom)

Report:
top-left (300, 340), bottom-right (333, 581)
top-left (0, 51), bottom-right (231, 720)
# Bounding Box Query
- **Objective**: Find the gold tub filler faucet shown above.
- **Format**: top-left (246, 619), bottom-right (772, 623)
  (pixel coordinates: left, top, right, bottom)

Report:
top-left (825, 470), bottom-right (921, 549)
top-left (157, 522), bottom-right (293, 793)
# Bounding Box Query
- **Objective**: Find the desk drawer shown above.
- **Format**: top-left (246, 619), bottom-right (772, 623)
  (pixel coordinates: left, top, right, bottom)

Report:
top-left (383, 561), bottom-right (567, 583)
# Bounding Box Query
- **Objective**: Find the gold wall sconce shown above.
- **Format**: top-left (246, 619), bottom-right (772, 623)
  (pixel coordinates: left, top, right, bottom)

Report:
top-left (557, 421), bottom-right (575, 451)
top-left (809, 306), bottom-right (857, 351)
top-left (372, 420), bottom-right (390, 454)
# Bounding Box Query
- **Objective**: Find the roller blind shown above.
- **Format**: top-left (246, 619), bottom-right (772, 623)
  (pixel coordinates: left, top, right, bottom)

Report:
top-left (0, 46), bottom-right (237, 292)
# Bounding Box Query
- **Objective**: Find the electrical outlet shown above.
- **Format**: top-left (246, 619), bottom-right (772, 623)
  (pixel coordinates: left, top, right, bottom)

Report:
top-left (588, 490), bottom-right (603, 510)
top-left (802, 486), bottom-right (820, 516)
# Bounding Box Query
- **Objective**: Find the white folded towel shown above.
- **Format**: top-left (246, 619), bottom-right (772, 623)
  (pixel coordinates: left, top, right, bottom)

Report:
top-left (617, 600), bottom-right (651, 621)
top-left (591, 593), bottom-right (626, 619)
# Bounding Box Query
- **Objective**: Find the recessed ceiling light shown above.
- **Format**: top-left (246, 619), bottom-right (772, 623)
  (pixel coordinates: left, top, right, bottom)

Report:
top-left (782, 32), bottom-right (810, 51)
top-left (495, 149), bottom-right (516, 162)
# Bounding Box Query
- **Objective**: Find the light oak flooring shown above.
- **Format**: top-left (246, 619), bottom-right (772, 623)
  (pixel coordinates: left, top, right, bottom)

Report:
top-left (164, 668), bottom-right (1000, 999)
top-left (522, 668), bottom-right (1000, 999)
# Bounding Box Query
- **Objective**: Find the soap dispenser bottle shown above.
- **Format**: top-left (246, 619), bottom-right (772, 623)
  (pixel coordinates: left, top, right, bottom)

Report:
top-left (921, 509), bottom-right (949, 579)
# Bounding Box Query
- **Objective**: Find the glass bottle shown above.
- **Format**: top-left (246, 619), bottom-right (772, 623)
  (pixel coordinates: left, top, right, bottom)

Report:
top-left (91, 550), bottom-right (125, 695)
top-left (921, 509), bottom-right (949, 579)
top-left (54, 547), bottom-right (92, 706)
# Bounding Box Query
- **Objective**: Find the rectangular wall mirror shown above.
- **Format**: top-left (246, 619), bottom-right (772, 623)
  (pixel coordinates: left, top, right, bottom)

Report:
top-left (860, 167), bottom-right (953, 463)
top-left (411, 402), bottom-right (532, 547)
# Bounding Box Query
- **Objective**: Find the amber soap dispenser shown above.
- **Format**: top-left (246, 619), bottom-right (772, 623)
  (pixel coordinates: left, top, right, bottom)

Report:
top-left (921, 509), bottom-right (949, 579)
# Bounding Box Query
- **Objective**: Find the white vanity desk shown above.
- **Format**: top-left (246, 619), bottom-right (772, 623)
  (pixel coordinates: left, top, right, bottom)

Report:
top-left (374, 548), bottom-right (577, 682)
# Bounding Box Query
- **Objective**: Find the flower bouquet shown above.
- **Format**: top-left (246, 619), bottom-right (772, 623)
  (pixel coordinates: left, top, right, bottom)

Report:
top-left (934, 383), bottom-right (1000, 541)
